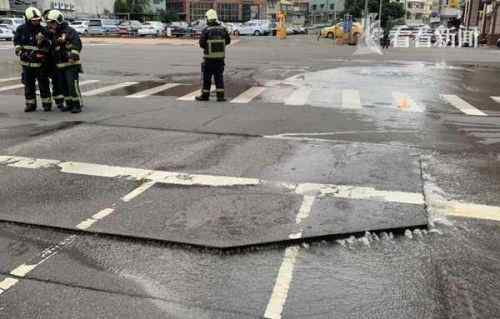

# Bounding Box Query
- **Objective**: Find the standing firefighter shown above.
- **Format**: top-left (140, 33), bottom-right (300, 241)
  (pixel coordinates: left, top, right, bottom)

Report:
top-left (195, 9), bottom-right (231, 102)
top-left (46, 10), bottom-right (83, 113)
top-left (14, 7), bottom-right (52, 112)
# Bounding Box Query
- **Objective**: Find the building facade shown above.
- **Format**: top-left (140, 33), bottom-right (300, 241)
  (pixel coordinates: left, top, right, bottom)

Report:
top-left (152, 0), bottom-right (167, 12)
top-left (3, 0), bottom-right (114, 18)
top-left (167, 0), bottom-right (265, 22)
top-left (309, 0), bottom-right (344, 25)
top-left (479, 0), bottom-right (500, 45)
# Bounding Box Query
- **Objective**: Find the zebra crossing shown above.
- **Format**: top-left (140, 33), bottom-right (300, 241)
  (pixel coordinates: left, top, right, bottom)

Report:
top-left (0, 76), bottom-right (499, 116)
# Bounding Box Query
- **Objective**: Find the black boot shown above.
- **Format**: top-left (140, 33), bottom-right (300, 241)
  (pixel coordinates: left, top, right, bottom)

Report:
top-left (61, 100), bottom-right (73, 112)
top-left (57, 103), bottom-right (66, 111)
top-left (195, 92), bottom-right (210, 101)
top-left (71, 104), bottom-right (82, 114)
top-left (216, 92), bottom-right (226, 102)
top-left (42, 103), bottom-right (52, 112)
top-left (24, 103), bottom-right (37, 112)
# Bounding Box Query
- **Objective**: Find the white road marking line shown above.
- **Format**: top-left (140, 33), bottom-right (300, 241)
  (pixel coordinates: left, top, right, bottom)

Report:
top-left (439, 201), bottom-right (500, 222)
top-left (342, 89), bottom-right (362, 109)
top-left (0, 278), bottom-right (19, 292)
top-left (231, 86), bottom-right (266, 103)
top-left (126, 83), bottom-right (181, 98)
top-left (178, 85), bottom-right (216, 101)
top-left (295, 195), bottom-right (315, 225)
top-left (285, 87), bottom-right (311, 106)
top-left (76, 208), bottom-right (115, 230)
top-left (441, 95), bottom-right (487, 116)
top-left (491, 96), bottom-right (500, 104)
top-left (264, 246), bottom-right (300, 319)
top-left (82, 82), bottom-right (138, 96)
top-left (0, 83), bottom-right (24, 92)
top-left (0, 155), bottom-right (424, 205)
top-left (10, 264), bottom-right (37, 277)
top-left (122, 181), bottom-right (156, 202)
top-left (0, 77), bottom-right (20, 83)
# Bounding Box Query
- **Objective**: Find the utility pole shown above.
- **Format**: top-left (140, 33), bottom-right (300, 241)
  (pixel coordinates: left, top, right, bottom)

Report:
top-left (364, 0), bottom-right (368, 31)
top-left (379, 0), bottom-right (383, 25)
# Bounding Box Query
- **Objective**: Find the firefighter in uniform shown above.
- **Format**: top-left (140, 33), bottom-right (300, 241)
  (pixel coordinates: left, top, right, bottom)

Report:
top-left (45, 10), bottom-right (83, 113)
top-left (42, 9), bottom-right (64, 110)
top-left (14, 7), bottom-right (52, 112)
top-left (195, 9), bottom-right (231, 102)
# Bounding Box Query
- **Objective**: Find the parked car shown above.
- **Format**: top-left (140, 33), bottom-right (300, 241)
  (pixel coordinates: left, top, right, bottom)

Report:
top-left (0, 24), bottom-right (14, 41)
top-left (497, 38), bottom-right (500, 48)
top-left (138, 24), bottom-right (159, 37)
top-left (0, 17), bottom-right (24, 32)
top-left (145, 21), bottom-right (165, 35)
top-left (88, 19), bottom-right (120, 36)
top-left (232, 20), bottom-right (271, 36)
top-left (118, 20), bottom-right (143, 36)
top-left (70, 21), bottom-right (89, 35)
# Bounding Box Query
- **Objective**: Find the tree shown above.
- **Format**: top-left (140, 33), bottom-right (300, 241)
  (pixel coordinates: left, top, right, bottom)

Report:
top-left (341, 0), bottom-right (405, 29)
top-left (114, 0), bottom-right (129, 14)
top-left (113, 0), bottom-right (151, 15)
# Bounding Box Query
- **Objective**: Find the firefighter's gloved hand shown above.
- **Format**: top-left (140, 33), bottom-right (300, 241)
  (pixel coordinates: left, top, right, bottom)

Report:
top-left (36, 32), bottom-right (45, 46)
top-left (70, 53), bottom-right (79, 61)
top-left (56, 34), bottom-right (66, 45)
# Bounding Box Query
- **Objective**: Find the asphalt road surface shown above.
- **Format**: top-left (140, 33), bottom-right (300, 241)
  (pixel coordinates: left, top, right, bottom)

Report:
top-left (0, 36), bottom-right (499, 318)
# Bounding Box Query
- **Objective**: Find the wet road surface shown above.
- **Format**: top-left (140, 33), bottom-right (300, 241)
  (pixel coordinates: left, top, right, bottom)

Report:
top-left (0, 37), bottom-right (499, 318)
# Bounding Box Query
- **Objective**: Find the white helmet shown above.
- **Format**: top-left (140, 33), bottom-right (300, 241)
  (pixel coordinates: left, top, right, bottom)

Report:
top-left (25, 7), bottom-right (42, 21)
top-left (206, 9), bottom-right (218, 22)
top-left (46, 9), bottom-right (65, 24)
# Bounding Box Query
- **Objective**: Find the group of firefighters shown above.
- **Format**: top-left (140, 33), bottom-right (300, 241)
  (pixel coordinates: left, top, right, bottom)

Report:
top-left (15, 7), bottom-right (83, 113)
top-left (13, 7), bottom-right (230, 113)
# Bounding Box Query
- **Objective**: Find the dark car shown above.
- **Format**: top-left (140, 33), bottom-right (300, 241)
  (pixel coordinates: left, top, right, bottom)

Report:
top-left (497, 38), bottom-right (500, 48)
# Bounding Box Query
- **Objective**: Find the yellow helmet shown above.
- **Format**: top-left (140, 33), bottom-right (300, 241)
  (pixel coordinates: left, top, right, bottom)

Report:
top-left (46, 9), bottom-right (65, 24)
top-left (206, 9), bottom-right (218, 21)
top-left (25, 7), bottom-right (42, 21)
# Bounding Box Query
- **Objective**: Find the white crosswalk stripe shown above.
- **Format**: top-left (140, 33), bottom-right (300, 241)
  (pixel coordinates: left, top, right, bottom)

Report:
top-left (285, 87), bottom-right (312, 106)
top-left (441, 95), bottom-right (487, 116)
top-left (231, 86), bottom-right (266, 104)
top-left (0, 83), bottom-right (23, 92)
top-left (126, 83), bottom-right (181, 98)
top-left (82, 82), bottom-right (138, 97)
top-left (0, 77), bottom-right (20, 83)
top-left (491, 96), bottom-right (500, 104)
top-left (178, 85), bottom-right (216, 101)
top-left (342, 89), bottom-right (362, 109)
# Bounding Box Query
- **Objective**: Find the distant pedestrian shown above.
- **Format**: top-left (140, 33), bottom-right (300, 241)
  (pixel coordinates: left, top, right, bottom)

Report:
top-left (14, 7), bottom-right (52, 112)
top-left (195, 9), bottom-right (231, 102)
top-left (45, 10), bottom-right (83, 113)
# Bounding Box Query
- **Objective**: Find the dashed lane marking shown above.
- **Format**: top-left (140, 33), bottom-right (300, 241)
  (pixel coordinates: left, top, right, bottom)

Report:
top-left (264, 246), bottom-right (300, 319)
top-left (439, 201), bottom-right (500, 222)
top-left (178, 85), bottom-right (216, 101)
top-left (492, 96), bottom-right (500, 104)
top-left (230, 86), bottom-right (266, 104)
top-left (82, 82), bottom-right (138, 97)
top-left (126, 83), bottom-right (181, 98)
top-left (441, 95), bottom-right (488, 116)
top-left (342, 89), bottom-right (362, 109)
top-left (0, 180), bottom-right (155, 296)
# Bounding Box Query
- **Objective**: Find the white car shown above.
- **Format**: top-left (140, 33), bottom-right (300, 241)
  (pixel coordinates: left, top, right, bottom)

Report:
top-left (138, 25), bottom-right (159, 37)
top-left (70, 21), bottom-right (89, 35)
top-left (0, 17), bottom-right (24, 32)
top-left (233, 20), bottom-right (271, 36)
top-left (0, 24), bottom-right (14, 41)
top-left (145, 21), bottom-right (165, 35)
